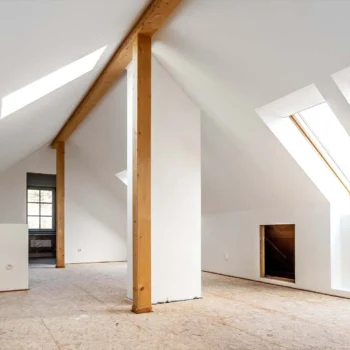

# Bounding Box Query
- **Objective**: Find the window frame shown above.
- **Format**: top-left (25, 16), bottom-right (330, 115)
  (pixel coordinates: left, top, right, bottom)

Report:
top-left (27, 186), bottom-right (56, 234)
top-left (290, 113), bottom-right (350, 194)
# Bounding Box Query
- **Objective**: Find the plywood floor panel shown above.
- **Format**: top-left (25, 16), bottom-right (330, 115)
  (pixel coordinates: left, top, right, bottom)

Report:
top-left (0, 262), bottom-right (349, 349)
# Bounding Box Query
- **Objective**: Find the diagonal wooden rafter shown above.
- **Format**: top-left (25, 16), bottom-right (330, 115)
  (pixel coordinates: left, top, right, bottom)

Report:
top-left (51, 0), bottom-right (182, 149)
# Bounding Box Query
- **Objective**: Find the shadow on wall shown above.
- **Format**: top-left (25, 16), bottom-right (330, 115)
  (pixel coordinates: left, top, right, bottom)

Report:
top-left (331, 206), bottom-right (350, 292)
top-left (64, 143), bottom-right (127, 262)
top-left (153, 37), bottom-right (325, 212)
top-left (201, 111), bottom-right (276, 213)
top-left (340, 213), bottom-right (350, 288)
top-left (68, 72), bottom-right (128, 204)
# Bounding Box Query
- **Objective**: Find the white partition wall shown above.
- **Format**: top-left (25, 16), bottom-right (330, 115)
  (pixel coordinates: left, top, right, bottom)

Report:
top-left (127, 57), bottom-right (201, 303)
top-left (0, 224), bottom-right (28, 292)
top-left (150, 58), bottom-right (201, 303)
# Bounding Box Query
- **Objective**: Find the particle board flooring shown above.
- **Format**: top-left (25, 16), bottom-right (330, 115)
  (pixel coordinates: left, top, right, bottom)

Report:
top-left (0, 262), bottom-right (350, 349)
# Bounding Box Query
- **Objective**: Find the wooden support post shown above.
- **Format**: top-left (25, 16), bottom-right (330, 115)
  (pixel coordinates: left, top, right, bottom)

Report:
top-left (131, 34), bottom-right (152, 314)
top-left (56, 142), bottom-right (65, 268)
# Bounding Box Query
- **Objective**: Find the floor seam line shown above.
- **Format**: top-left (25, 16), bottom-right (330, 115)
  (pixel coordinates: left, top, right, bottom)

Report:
top-left (73, 283), bottom-right (108, 306)
top-left (205, 290), bottom-right (349, 333)
top-left (39, 316), bottom-right (61, 350)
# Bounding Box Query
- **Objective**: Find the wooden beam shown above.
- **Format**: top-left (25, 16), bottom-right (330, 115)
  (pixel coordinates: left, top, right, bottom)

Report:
top-left (132, 34), bottom-right (152, 314)
top-left (56, 142), bottom-right (65, 268)
top-left (51, 0), bottom-right (181, 149)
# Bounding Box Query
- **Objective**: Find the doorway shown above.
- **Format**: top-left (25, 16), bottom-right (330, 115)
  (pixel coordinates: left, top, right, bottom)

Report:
top-left (260, 224), bottom-right (295, 282)
top-left (27, 173), bottom-right (56, 266)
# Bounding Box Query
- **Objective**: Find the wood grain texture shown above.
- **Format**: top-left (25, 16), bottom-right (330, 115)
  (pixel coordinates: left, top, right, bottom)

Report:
top-left (3, 264), bottom-right (349, 348)
top-left (131, 34), bottom-right (152, 314)
top-left (56, 142), bottom-right (65, 268)
top-left (51, 0), bottom-right (182, 148)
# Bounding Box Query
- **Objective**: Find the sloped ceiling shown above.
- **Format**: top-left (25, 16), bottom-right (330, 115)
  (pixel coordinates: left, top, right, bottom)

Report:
top-left (69, 74), bottom-right (127, 203)
top-left (4, 0), bottom-right (350, 214)
top-left (153, 0), bottom-right (350, 212)
top-left (0, 0), bottom-right (149, 173)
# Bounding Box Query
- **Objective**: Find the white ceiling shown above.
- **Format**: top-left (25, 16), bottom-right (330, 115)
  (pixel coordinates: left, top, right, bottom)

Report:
top-left (156, 0), bottom-right (350, 107)
top-left (0, 0), bottom-right (149, 172)
top-left (153, 0), bottom-right (350, 212)
top-left (69, 73), bottom-right (127, 202)
top-left (3, 0), bottom-right (350, 213)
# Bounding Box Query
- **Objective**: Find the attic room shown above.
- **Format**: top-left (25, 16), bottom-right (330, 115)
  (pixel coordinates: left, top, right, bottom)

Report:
top-left (2, 0), bottom-right (350, 349)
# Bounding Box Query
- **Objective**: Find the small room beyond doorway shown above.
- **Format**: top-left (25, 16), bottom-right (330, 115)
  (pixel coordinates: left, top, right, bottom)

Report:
top-left (260, 224), bottom-right (295, 283)
top-left (27, 173), bottom-right (56, 267)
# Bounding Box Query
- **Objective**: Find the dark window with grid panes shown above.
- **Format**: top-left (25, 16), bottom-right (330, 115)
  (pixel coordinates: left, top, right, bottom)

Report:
top-left (27, 188), bottom-right (55, 231)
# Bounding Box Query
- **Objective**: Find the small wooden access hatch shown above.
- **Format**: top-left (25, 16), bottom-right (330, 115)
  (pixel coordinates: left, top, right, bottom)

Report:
top-left (260, 224), bottom-right (295, 283)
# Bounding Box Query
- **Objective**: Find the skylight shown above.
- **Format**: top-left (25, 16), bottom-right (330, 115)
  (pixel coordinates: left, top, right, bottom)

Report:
top-left (1, 46), bottom-right (107, 119)
top-left (291, 103), bottom-right (350, 192)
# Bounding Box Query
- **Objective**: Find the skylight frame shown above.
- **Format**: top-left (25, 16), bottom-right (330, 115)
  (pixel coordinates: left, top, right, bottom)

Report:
top-left (290, 112), bottom-right (350, 194)
top-left (1, 45), bottom-right (107, 119)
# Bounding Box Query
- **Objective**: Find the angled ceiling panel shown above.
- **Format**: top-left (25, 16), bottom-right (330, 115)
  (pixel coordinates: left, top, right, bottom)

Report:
top-left (0, 0), bottom-right (149, 173)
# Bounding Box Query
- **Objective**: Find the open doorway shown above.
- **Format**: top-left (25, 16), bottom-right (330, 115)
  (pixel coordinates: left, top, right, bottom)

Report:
top-left (260, 224), bottom-right (295, 283)
top-left (27, 173), bottom-right (56, 267)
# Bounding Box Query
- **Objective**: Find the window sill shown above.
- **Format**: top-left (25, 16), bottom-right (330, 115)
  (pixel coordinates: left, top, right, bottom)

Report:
top-left (29, 231), bottom-right (56, 235)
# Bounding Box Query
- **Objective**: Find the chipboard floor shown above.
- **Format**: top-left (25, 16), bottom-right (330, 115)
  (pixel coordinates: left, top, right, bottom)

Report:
top-left (0, 262), bottom-right (349, 349)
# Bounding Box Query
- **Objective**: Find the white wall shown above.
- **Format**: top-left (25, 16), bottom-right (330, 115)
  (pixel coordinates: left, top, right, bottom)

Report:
top-left (0, 224), bottom-right (28, 291)
top-left (0, 144), bottom-right (127, 264)
top-left (153, 0), bottom-right (350, 298)
top-left (330, 205), bottom-right (350, 292)
top-left (151, 58), bottom-right (201, 303)
top-left (70, 74), bottom-right (128, 204)
top-left (0, 146), bottom-right (56, 224)
top-left (126, 66), bottom-right (133, 299)
top-left (127, 57), bottom-right (201, 303)
top-left (66, 75), bottom-right (128, 263)
top-left (257, 84), bottom-right (350, 295)
top-left (202, 204), bottom-right (337, 295)
top-left (65, 143), bottom-right (126, 263)
top-left (202, 202), bottom-right (350, 298)
top-left (197, 79), bottom-right (350, 297)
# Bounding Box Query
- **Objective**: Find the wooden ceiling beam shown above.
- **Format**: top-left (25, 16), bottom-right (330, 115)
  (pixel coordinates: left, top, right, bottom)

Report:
top-left (51, 0), bottom-right (182, 149)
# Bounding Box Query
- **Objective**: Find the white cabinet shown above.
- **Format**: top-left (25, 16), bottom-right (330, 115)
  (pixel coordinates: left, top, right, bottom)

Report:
top-left (0, 224), bottom-right (28, 291)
